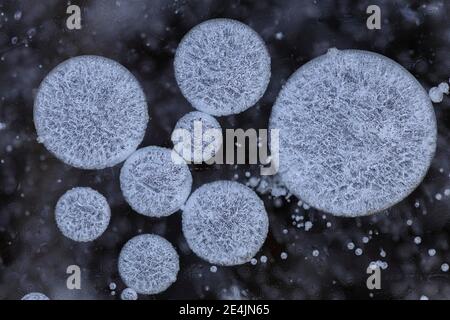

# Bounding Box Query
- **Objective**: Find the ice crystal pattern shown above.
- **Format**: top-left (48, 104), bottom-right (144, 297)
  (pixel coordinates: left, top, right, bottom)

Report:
top-left (182, 181), bottom-right (269, 266)
top-left (118, 234), bottom-right (179, 295)
top-left (171, 111), bottom-right (222, 163)
top-left (55, 187), bottom-right (111, 242)
top-left (174, 19), bottom-right (271, 116)
top-left (34, 55), bottom-right (148, 169)
top-left (270, 49), bottom-right (437, 217)
top-left (21, 292), bottom-right (49, 300)
top-left (120, 146), bottom-right (192, 217)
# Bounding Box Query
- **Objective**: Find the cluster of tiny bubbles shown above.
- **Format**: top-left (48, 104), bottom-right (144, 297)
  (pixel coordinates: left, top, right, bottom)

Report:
top-left (118, 234), bottom-right (179, 295)
top-left (55, 187), bottom-right (111, 242)
top-left (182, 180), bottom-right (269, 266)
top-left (174, 18), bottom-right (271, 116)
top-left (21, 292), bottom-right (50, 300)
top-left (34, 55), bottom-right (148, 169)
top-left (171, 111), bottom-right (222, 163)
top-left (120, 146), bottom-right (192, 217)
top-left (270, 48), bottom-right (437, 217)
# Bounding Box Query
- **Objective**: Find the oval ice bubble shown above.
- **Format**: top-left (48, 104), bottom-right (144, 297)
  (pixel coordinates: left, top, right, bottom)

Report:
top-left (118, 234), bottom-right (179, 295)
top-left (55, 187), bottom-right (111, 242)
top-left (171, 111), bottom-right (222, 163)
top-left (174, 19), bottom-right (271, 116)
top-left (182, 180), bottom-right (269, 266)
top-left (34, 55), bottom-right (148, 169)
top-left (269, 49), bottom-right (437, 217)
top-left (120, 146), bottom-right (192, 217)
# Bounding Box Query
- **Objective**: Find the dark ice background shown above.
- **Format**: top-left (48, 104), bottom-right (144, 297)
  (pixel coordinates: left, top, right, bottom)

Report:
top-left (0, 0), bottom-right (449, 300)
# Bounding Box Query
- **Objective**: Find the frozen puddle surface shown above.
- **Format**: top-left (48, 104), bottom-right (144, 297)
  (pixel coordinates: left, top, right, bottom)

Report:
top-left (270, 49), bottom-right (437, 217)
top-left (182, 181), bottom-right (268, 266)
top-left (34, 55), bottom-right (148, 169)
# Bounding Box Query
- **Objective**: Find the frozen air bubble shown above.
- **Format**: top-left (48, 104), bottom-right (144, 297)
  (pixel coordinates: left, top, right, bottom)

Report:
top-left (120, 146), bottom-right (192, 217)
top-left (174, 19), bottom-right (271, 116)
top-left (34, 55), bottom-right (148, 169)
top-left (438, 82), bottom-right (449, 94)
top-left (21, 292), bottom-right (49, 300)
top-left (270, 49), bottom-right (437, 217)
top-left (171, 111), bottom-right (222, 163)
top-left (429, 87), bottom-right (443, 103)
top-left (182, 180), bottom-right (269, 266)
top-left (441, 263), bottom-right (449, 272)
top-left (120, 288), bottom-right (138, 300)
top-left (118, 234), bottom-right (179, 295)
top-left (55, 187), bottom-right (110, 242)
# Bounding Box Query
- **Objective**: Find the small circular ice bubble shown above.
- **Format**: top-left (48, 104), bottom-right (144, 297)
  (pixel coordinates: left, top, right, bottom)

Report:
top-left (429, 87), bottom-right (444, 103)
top-left (120, 146), bottom-right (192, 217)
top-left (55, 187), bottom-right (110, 242)
top-left (120, 288), bottom-right (138, 300)
top-left (182, 181), bottom-right (269, 266)
top-left (21, 292), bottom-right (49, 300)
top-left (174, 19), bottom-right (271, 116)
top-left (34, 55), bottom-right (148, 169)
top-left (118, 234), bottom-right (179, 295)
top-left (270, 49), bottom-right (437, 217)
top-left (171, 111), bottom-right (222, 163)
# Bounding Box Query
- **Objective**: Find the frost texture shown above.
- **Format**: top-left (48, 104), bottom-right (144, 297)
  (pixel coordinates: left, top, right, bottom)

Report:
top-left (171, 111), bottom-right (222, 163)
top-left (120, 146), bottom-right (192, 217)
top-left (182, 181), bottom-right (269, 266)
top-left (34, 55), bottom-right (148, 169)
top-left (270, 49), bottom-right (437, 217)
top-left (120, 288), bottom-right (138, 300)
top-left (55, 187), bottom-right (111, 242)
top-left (118, 234), bottom-right (179, 295)
top-left (174, 19), bottom-right (271, 116)
top-left (21, 292), bottom-right (49, 300)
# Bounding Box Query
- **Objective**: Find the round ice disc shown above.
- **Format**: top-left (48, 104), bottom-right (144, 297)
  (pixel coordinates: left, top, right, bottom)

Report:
top-left (120, 146), bottom-right (192, 217)
top-left (182, 180), bottom-right (269, 266)
top-left (55, 187), bottom-right (111, 242)
top-left (270, 49), bottom-right (437, 217)
top-left (118, 234), bottom-right (179, 295)
top-left (34, 55), bottom-right (148, 169)
top-left (174, 19), bottom-right (271, 116)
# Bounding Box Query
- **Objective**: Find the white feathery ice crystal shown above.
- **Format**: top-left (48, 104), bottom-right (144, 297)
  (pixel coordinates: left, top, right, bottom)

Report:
top-left (270, 49), bottom-right (437, 217)
top-left (171, 111), bottom-right (222, 163)
top-left (34, 55), bottom-right (148, 169)
top-left (118, 234), bottom-right (179, 295)
top-left (174, 19), bottom-right (271, 116)
top-left (120, 146), bottom-right (192, 217)
top-left (182, 180), bottom-right (269, 266)
top-left (55, 187), bottom-right (111, 242)
top-left (21, 292), bottom-right (50, 300)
